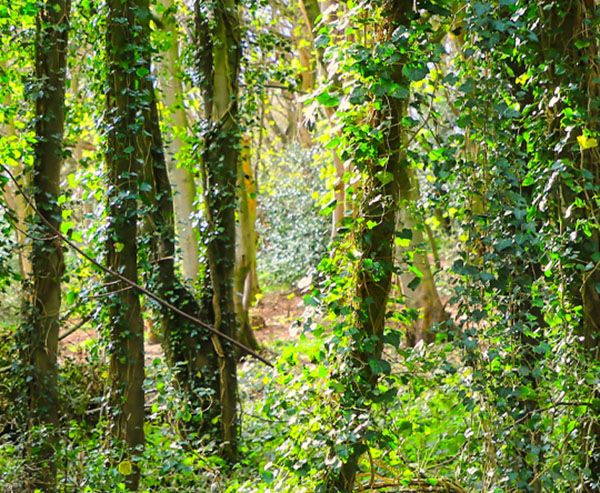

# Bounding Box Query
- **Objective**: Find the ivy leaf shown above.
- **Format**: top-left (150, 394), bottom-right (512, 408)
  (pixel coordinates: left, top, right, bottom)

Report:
top-left (369, 358), bottom-right (391, 375)
top-left (118, 460), bottom-right (133, 476)
top-left (314, 33), bottom-right (330, 49)
top-left (577, 134), bottom-right (598, 150)
top-left (407, 276), bottom-right (421, 291)
top-left (522, 175), bottom-right (535, 186)
top-left (384, 329), bottom-right (402, 348)
top-left (495, 239), bottom-right (513, 252)
top-left (375, 171), bottom-right (394, 186)
top-left (402, 63), bottom-right (428, 82)
top-left (316, 91), bottom-right (339, 108)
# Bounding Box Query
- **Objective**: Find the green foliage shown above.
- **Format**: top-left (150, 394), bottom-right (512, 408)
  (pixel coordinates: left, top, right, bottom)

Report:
top-left (0, 0), bottom-right (599, 491)
top-left (257, 144), bottom-right (329, 287)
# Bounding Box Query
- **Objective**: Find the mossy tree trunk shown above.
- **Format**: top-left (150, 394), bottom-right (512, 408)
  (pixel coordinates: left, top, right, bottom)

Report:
top-left (141, 84), bottom-right (222, 436)
top-left (540, 0), bottom-right (599, 483)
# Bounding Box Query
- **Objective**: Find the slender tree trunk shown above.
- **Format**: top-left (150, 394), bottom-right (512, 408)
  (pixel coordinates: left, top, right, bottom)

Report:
top-left (396, 165), bottom-right (447, 346)
top-left (22, 0), bottom-right (70, 490)
top-left (541, 1), bottom-right (600, 484)
top-left (141, 82), bottom-right (222, 435)
top-left (568, 0), bottom-right (600, 358)
top-left (235, 136), bottom-right (260, 353)
top-left (104, 0), bottom-right (147, 488)
top-left (195, 0), bottom-right (241, 461)
top-left (299, 0), bottom-right (345, 238)
top-left (158, 0), bottom-right (199, 284)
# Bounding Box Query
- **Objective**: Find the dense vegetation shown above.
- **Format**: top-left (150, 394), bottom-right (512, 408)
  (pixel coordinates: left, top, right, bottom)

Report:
top-left (0, 0), bottom-right (598, 492)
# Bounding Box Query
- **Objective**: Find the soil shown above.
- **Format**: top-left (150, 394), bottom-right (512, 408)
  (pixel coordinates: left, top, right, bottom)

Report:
top-left (250, 290), bottom-right (305, 344)
top-left (59, 290), bottom-right (305, 362)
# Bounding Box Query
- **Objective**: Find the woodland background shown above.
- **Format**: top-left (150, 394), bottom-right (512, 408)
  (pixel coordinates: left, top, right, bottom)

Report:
top-left (0, 0), bottom-right (598, 492)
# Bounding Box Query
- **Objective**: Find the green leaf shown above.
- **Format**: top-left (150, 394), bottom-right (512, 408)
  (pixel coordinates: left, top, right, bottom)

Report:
top-left (375, 171), bottom-right (394, 186)
top-left (495, 239), bottom-right (513, 252)
top-left (67, 173), bottom-right (77, 188)
top-left (522, 175), bottom-right (535, 186)
top-left (403, 64), bottom-right (428, 82)
top-left (325, 136), bottom-right (340, 149)
top-left (369, 358), bottom-right (391, 375)
top-left (316, 91), bottom-right (339, 108)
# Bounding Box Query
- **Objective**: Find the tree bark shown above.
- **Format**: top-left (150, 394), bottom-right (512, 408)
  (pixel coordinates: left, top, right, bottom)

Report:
top-left (158, 0), bottom-right (200, 284)
top-left (299, 0), bottom-right (346, 238)
top-left (104, 0), bottom-right (148, 488)
top-left (332, 2), bottom-right (411, 490)
top-left (22, 0), bottom-right (70, 490)
top-left (235, 136), bottom-right (260, 353)
top-left (540, 1), bottom-right (600, 485)
top-left (195, 0), bottom-right (241, 461)
top-left (141, 83), bottom-right (222, 436)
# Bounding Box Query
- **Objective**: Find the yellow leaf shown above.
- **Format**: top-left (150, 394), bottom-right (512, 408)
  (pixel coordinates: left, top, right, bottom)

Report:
top-left (516, 73), bottom-right (529, 85)
top-left (118, 460), bottom-right (133, 476)
top-left (577, 134), bottom-right (598, 150)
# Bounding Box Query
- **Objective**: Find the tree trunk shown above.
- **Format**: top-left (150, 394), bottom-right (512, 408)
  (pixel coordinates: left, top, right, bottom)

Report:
top-left (105, 0), bottom-right (147, 488)
top-left (299, 0), bottom-right (345, 238)
top-left (141, 82), bottom-right (222, 436)
top-left (195, 0), bottom-right (241, 461)
top-left (235, 136), bottom-right (260, 353)
top-left (22, 0), bottom-right (70, 490)
top-left (540, 1), bottom-right (600, 484)
top-left (331, 2), bottom-right (411, 490)
top-left (158, 0), bottom-right (200, 284)
top-left (396, 165), bottom-right (447, 346)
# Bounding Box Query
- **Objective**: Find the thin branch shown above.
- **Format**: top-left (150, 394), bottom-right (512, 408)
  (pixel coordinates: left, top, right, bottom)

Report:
top-left (59, 314), bottom-right (93, 341)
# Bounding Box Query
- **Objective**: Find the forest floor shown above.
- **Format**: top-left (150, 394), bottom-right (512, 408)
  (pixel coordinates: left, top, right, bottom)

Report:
top-left (60, 290), bottom-right (306, 362)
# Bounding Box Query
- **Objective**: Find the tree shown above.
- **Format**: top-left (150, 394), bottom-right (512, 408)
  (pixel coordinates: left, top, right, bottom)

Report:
top-left (21, 0), bottom-right (70, 490)
top-left (537, 0), bottom-right (599, 482)
top-left (104, 0), bottom-right (148, 487)
top-left (157, 0), bottom-right (200, 284)
top-left (195, 0), bottom-right (242, 460)
top-left (329, 1), bottom-right (412, 489)
top-left (142, 82), bottom-right (222, 437)
top-left (299, 0), bottom-right (346, 238)
top-left (235, 136), bottom-right (260, 353)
